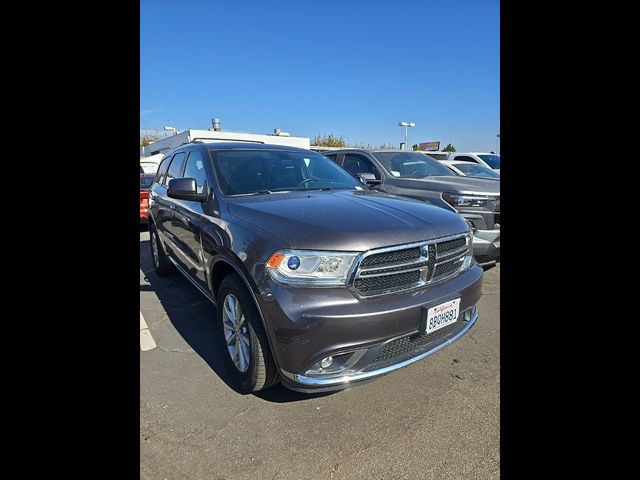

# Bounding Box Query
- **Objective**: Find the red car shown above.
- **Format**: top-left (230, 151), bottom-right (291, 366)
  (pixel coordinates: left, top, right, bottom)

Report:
top-left (140, 173), bottom-right (155, 223)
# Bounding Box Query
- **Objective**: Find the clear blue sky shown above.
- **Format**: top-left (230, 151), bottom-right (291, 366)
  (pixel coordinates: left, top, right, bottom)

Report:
top-left (141, 0), bottom-right (500, 152)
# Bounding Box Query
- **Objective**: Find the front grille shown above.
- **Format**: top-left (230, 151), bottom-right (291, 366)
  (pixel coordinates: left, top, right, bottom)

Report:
top-left (433, 257), bottom-right (465, 280)
top-left (366, 311), bottom-right (468, 371)
top-left (350, 235), bottom-right (468, 297)
top-left (360, 247), bottom-right (420, 268)
top-left (354, 270), bottom-right (421, 296)
top-left (435, 237), bottom-right (466, 258)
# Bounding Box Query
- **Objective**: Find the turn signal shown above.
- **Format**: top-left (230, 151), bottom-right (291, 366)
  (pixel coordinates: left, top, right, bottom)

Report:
top-left (266, 253), bottom-right (285, 268)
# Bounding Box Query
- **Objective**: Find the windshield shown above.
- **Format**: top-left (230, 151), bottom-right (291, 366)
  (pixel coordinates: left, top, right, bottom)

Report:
top-left (212, 149), bottom-right (362, 195)
top-left (140, 176), bottom-right (154, 189)
top-left (478, 154), bottom-right (500, 169)
top-left (455, 163), bottom-right (500, 179)
top-left (372, 151), bottom-right (454, 178)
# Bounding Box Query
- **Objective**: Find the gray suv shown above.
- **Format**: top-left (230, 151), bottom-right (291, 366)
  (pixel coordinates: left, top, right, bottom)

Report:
top-left (324, 149), bottom-right (500, 266)
top-left (148, 143), bottom-right (483, 393)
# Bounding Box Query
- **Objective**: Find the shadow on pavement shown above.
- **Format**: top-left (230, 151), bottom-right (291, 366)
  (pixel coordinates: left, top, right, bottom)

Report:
top-left (140, 237), bottom-right (335, 403)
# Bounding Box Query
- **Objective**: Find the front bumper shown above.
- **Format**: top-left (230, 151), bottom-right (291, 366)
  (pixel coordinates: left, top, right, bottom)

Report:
top-left (280, 305), bottom-right (478, 392)
top-left (257, 264), bottom-right (483, 392)
top-left (472, 229), bottom-right (500, 266)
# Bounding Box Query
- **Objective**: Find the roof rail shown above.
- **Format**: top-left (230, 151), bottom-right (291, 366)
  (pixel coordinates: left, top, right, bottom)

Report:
top-left (188, 137), bottom-right (265, 144)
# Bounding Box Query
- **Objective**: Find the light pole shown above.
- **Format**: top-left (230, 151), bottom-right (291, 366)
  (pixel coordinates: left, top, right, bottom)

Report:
top-left (496, 133), bottom-right (500, 154)
top-left (399, 122), bottom-right (415, 150)
top-left (338, 134), bottom-right (349, 147)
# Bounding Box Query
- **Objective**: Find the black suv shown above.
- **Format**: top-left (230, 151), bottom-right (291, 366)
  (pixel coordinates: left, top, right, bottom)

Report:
top-left (324, 149), bottom-right (500, 266)
top-left (147, 143), bottom-right (483, 393)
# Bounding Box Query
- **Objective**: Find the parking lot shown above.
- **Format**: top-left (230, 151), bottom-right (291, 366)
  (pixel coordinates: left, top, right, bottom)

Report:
top-left (140, 229), bottom-right (500, 479)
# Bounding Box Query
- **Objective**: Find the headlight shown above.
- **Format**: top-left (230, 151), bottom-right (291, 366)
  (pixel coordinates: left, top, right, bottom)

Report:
top-left (461, 229), bottom-right (475, 271)
top-left (266, 250), bottom-right (359, 286)
top-left (442, 193), bottom-right (498, 207)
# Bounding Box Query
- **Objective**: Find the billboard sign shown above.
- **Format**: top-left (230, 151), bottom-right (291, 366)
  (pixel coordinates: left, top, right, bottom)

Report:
top-left (419, 141), bottom-right (440, 151)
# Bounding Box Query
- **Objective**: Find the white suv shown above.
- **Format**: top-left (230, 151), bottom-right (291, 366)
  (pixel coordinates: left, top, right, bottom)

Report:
top-left (447, 152), bottom-right (500, 173)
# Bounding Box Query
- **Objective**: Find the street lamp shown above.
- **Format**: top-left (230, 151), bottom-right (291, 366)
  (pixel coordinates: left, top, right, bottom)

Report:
top-left (496, 133), bottom-right (500, 154)
top-left (399, 122), bottom-right (415, 150)
top-left (164, 125), bottom-right (177, 136)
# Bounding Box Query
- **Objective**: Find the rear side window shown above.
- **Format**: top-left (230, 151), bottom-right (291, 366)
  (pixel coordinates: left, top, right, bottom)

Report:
top-left (165, 152), bottom-right (186, 184)
top-left (155, 156), bottom-right (172, 185)
top-left (343, 154), bottom-right (380, 179)
top-left (324, 153), bottom-right (338, 161)
top-left (183, 150), bottom-right (208, 194)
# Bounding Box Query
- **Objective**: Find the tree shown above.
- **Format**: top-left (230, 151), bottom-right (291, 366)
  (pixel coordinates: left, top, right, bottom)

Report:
top-left (411, 144), bottom-right (420, 151)
top-left (375, 143), bottom-right (397, 150)
top-left (311, 133), bottom-right (348, 148)
top-left (140, 130), bottom-right (164, 147)
top-left (443, 143), bottom-right (456, 152)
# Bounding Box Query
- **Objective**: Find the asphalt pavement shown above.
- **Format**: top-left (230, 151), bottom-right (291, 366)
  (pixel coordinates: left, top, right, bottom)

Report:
top-left (140, 229), bottom-right (500, 480)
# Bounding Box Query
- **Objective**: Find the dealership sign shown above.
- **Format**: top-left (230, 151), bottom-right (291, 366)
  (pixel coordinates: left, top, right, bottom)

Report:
top-left (419, 141), bottom-right (440, 151)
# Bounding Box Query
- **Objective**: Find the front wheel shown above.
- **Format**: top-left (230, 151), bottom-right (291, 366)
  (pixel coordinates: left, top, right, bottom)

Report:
top-left (216, 274), bottom-right (279, 393)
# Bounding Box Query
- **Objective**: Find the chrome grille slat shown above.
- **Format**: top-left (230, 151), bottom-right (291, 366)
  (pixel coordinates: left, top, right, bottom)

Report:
top-left (349, 234), bottom-right (469, 298)
top-left (359, 260), bottom-right (430, 277)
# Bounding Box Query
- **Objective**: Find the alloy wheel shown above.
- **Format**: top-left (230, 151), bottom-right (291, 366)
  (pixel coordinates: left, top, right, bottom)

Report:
top-left (222, 294), bottom-right (251, 372)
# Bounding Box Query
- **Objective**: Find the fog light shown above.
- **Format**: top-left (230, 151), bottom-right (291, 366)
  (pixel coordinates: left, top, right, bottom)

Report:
top-left (305, 350), bottom-right (367, 377)
top-left (320, 356), bottom-right (333, 368)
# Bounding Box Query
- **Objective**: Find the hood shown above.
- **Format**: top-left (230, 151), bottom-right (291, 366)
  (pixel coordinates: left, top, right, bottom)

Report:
top-left (226, 190), bottom-right (468, 251)
top-left (388, 175), bottom-right (500, 195)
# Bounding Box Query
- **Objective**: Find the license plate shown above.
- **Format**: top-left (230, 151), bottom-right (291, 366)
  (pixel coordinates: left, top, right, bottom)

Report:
top-left (425, 298), bottom-right (461, 335)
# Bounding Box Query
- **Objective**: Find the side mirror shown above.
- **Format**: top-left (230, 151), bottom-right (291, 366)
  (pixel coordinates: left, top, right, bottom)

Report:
top-left (357, 173), bottom-right (381, 186)
top-left (167, 178), bottom-right (207, 202)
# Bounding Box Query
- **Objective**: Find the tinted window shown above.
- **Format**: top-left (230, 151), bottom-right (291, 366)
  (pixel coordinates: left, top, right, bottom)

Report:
top-left (455, 163), bottom-right (500, 179)
top-left (212, 149), bottom-right (361, 195)
top-left (183, 150), bottom-right (208, 194)
top-left (140, 176), bottom-right (154, 189)
top-left (324, 153), bottom-right (338, 161)
top-left (371, 151), bottom-right (454, 178)
top-left (155, 155), bottom-right (172, 185)
top-left (342, 154), bottom-right (380, 179)
top-left (478, 154), bottom-right (500, 169)
top-left (165, 152), bottom-right (186, 184)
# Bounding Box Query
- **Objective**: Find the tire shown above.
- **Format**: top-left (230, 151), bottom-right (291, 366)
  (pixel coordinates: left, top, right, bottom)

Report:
top-left (216, 273), bottom-right (279, 393)
top-left (149, 224), bottom-right (176, 276)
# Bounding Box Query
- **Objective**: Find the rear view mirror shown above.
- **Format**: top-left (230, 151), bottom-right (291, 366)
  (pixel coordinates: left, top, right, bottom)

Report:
top-left (167, 178), bottom-right (207, 202)
top-left (357, 173), bottom-right (381, 186)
